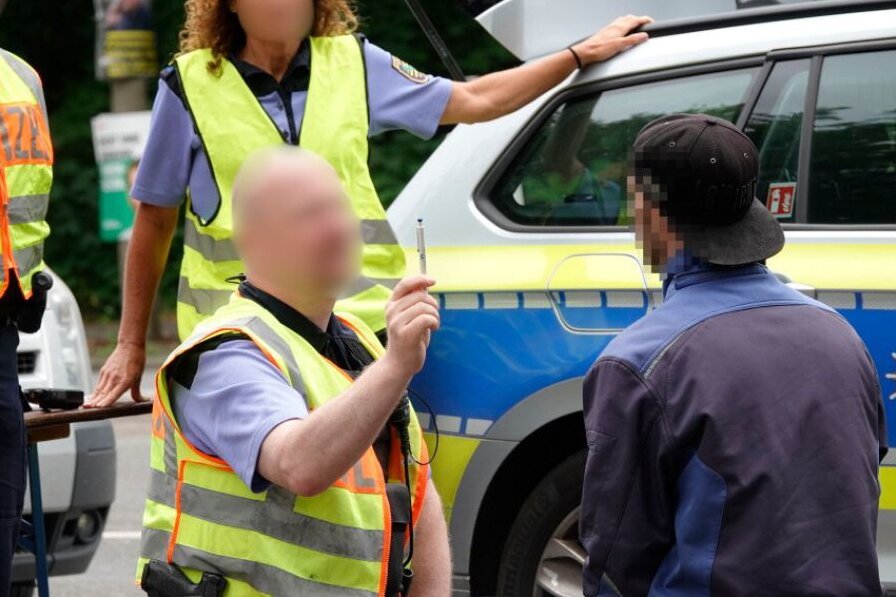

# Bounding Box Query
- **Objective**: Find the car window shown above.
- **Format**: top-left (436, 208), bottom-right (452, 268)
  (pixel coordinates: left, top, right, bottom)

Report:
top-left (487, 67), bottom-right (760, 227)
top-left (743, 60), bottom-right (811, 223)
top-left (808, 50), bottom-right (896, 224)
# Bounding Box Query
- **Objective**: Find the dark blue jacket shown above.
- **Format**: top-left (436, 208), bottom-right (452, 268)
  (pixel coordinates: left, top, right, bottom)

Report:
top-left (581, 263), bottom-right (886, 597)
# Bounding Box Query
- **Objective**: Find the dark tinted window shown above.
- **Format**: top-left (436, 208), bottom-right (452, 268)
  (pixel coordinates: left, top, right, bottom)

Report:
top-left (809, 50), bottom-right (896, 224)
top-left (743, 60), bottom-right (810, 222)
top-left (487, 68), bottom-right (759, 227)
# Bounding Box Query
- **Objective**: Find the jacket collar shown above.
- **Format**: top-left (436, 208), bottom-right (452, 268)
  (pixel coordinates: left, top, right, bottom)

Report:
top-left (664, 261), bottom-right (769, 300)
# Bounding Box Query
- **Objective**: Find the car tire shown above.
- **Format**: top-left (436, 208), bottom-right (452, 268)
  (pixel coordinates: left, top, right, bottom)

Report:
top-left (10, 582), bottom-right (34, 597)
top-left (496, 450), bottom-right (586, 597)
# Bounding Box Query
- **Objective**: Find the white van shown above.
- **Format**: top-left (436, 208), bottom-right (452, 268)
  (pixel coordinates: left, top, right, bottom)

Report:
top-left (11, 270), bottom-right (114, 596)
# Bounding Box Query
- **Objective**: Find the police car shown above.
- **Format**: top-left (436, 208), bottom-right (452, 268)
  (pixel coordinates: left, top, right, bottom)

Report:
top-left (387, 0), bottom-right (896, 594)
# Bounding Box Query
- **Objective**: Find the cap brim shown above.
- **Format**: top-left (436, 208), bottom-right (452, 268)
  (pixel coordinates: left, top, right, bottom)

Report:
top-left (704, 198), bottom-right (785, 266)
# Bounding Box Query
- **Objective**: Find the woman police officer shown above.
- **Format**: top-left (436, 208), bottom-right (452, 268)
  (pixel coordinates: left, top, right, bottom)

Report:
top-left (89, 0), bottom-right (651, 406)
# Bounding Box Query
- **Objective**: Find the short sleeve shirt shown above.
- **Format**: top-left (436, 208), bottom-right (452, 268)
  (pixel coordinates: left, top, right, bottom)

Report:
top-left (132, 38), bottom-right (453, 220)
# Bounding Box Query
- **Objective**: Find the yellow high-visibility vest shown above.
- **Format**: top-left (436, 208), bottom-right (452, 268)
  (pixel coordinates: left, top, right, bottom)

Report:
top-left (137, 291), bottom-right (429, 596)
top-left (173, 35), bottom-right (404, 340)
top-left (0, 49), bottom-right (52, 297)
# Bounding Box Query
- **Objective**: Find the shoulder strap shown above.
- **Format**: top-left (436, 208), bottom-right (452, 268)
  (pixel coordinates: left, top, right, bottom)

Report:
top-left (0, 49), bottom-right (48, 124)
top-left (167, 332), bottom-right (248, 390)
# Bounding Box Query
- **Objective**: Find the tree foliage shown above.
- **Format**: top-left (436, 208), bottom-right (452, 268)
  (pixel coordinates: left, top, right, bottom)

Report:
top-left (0, 0), bottom-right (513, 317)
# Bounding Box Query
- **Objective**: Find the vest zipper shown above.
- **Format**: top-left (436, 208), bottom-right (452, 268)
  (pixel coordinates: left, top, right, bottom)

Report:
top-left (279, 88), bottom-right (298, 145)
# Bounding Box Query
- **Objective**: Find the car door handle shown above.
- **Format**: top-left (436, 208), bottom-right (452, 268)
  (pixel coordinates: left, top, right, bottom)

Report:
top-left (545, 252), bottom-right (653, 335)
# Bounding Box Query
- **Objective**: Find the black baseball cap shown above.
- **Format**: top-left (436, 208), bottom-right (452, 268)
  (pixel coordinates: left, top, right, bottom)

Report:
top-left (631, 113), bottom-right (784, 266)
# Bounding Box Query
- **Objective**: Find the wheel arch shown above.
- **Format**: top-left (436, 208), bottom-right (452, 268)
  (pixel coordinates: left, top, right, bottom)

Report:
top-left (447, 377), bottom-right (587, 596)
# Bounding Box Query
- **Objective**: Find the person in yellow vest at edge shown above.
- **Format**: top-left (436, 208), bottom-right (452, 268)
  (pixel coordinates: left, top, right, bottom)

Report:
top-left (0, 42), bottom-right (53, 597)
top-left (136, 146), bottom-right (447, 597)
top-left (87, 0), bottom-right (654, 407)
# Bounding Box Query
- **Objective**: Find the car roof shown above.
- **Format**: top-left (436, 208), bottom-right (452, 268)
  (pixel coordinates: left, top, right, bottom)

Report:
top-left (475, 0), bottom-right (896, 61)
top-left (569, 7), bottom-right (896, 86)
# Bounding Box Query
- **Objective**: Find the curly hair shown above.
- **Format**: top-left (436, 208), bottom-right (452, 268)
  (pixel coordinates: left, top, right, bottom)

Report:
top-left (178, 0), bottom-right (359, 75)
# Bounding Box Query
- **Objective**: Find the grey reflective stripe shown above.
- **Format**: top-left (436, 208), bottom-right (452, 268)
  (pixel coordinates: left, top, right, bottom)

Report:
top-left (360, 219), bottom-right (398, 246)
top-left (343, 275), bottom-right (399, 298)
top-left (183, 219), bottom-right (240, 262)
top-left (178, 277), bottom-right (234, 316)
top-left (146, 467), bottom-right (175, 507)
top-left (8, 194), bottom-right (48, 225)
top-left (13, 243), bottom-right (42, 275)
top-left (162, 417), bottom-right (178, 475)
top-left (141, 527), bottom-right (378, 597)
top-left (241, 317), bottom-right (306, 394)
top-left (185, 314), bottom-right (306, 394)
top-left (0, 50), bottom-right (48, 125)
top-left (146, 469), bottom-right (382, 562)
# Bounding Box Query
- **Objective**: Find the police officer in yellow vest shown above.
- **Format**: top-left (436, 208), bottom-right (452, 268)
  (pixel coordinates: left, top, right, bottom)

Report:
top-left (137, 147), bottom-right (449, 597)
top-left (88, 0), bottom-right (652, 407)
top-left (0, 45), bottom-right (52, 596)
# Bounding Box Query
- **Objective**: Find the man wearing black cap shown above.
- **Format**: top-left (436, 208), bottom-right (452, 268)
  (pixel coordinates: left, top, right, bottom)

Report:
top-left (580, 113), bottom-right (886, 596)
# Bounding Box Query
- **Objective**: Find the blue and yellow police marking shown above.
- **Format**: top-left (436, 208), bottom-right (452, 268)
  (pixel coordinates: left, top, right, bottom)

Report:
top-left (404, 242), bottom-right (896, 516)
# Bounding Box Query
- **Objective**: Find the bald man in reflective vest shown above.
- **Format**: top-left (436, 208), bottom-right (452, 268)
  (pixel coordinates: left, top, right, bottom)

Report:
top-left (137, 147), bottom-right (449, 597)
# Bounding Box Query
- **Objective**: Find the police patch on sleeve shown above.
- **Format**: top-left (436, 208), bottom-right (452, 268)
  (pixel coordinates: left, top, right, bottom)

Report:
top-left (391, 56), bottom-right (429, 84)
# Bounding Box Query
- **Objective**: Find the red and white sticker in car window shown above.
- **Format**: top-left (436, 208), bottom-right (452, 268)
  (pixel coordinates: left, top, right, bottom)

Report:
top-left (766, 182), bottom-right (796, 218)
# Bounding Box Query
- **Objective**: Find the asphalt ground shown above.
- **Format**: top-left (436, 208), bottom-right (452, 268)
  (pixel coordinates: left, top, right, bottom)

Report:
top-left (49, 378), bottom-right (154, 596)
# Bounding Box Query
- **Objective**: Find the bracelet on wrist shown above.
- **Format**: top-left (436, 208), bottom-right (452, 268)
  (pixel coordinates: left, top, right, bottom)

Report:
top-left (568, 46), bottom-right (584, 70)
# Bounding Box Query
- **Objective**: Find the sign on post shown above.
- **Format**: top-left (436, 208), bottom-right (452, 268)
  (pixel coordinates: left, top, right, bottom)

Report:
top-left (90, 111), bottom-right (152, 242)
top-left (94, 0), bottom-right (158, 80)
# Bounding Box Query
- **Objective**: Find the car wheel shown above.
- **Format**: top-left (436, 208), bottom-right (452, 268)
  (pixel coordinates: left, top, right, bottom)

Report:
top-left (496, 451), bottom-right (586, 597)
top-left (10, 582), bottom-right (34, 597)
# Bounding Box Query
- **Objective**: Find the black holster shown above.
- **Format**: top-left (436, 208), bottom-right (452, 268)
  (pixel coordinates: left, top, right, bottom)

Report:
top-left (385, 483), bottom-right (414, 597)
top-left (140, 560), bottom-right (226, 597)
top-left (16, 271), bottom-right (51, 333)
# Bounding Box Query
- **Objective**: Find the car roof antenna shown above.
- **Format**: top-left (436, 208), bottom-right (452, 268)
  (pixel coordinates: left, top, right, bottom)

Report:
top-left (402, 0), bottom-right (466, 81)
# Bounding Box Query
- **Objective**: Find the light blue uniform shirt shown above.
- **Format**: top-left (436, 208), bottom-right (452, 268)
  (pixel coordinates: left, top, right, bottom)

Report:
top-left (170, 340), bottom-right (308, 493)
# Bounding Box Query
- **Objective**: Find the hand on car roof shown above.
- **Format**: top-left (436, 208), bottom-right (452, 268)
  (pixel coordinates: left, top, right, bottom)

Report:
top-left (571, 15), bottom-right (654, 65)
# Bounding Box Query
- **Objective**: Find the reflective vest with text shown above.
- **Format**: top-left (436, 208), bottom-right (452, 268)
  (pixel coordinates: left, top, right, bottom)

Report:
top-left (0, 49), bottom-right (51, 297)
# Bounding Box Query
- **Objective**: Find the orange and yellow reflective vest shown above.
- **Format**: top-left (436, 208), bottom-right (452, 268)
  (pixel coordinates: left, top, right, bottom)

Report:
top-left (137, 291), bottom-right (429, 596)
top-left (0, 49), bottom-right (51, 297)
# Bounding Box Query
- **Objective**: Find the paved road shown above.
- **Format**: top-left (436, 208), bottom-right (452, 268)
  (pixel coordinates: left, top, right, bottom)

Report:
top-left (50, 382), bottom-right (154, 595)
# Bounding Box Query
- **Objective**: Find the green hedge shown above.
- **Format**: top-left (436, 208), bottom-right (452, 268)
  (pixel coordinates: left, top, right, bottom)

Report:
top-left (0, 0), bottom-right (514, 318)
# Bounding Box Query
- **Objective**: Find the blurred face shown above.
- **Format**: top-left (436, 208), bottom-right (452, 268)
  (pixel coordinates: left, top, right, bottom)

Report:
top-left (628, 175), bottom-right (683, 272)
top-left (232, 0), bottom-right (314, 44)
top-left (240, 158), bottom-right (361, 298)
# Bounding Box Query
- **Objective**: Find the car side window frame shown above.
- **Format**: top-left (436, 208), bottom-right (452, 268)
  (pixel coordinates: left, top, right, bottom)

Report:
top-left (760, 37), bottom-right (896, 231)
top-left (472, 56), bottom-right (768, 234)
